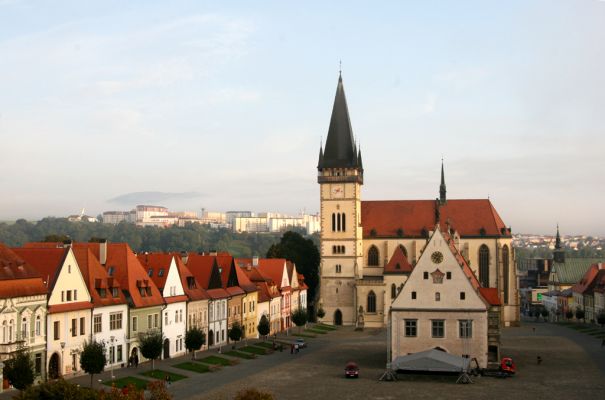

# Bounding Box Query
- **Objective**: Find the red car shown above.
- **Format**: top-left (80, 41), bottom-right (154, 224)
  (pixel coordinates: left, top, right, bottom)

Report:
top-left (345, 362), bottom-right (359, 378)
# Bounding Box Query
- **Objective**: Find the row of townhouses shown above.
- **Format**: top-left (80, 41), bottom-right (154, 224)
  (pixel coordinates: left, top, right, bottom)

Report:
top-left (0, 241), bottom-right (307, 390)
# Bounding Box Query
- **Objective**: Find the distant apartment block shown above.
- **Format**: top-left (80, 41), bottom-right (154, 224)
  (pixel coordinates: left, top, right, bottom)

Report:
top-left (233, 212), bottom-right (320, 234)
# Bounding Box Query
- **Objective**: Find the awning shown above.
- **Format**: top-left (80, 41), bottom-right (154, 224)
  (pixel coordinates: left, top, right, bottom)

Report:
top-left (392, 349), bottom-right (471, 373)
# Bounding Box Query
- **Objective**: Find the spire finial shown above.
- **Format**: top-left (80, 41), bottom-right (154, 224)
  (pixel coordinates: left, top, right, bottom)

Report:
top-left (439, 158), bottom-right (446, 205)
top-left (339, 60), bottom-right (342, 76)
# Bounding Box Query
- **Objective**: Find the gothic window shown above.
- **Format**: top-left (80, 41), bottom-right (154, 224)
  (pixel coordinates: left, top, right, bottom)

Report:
top-left (479, 245), bottom-right (490, 287)
top-left (368, 246), bottom-right (379, 266)
top-left (391, 284), bottom-right (397, 299)
top-left (332, 213), bottom-right (336, 231)
top-left (399, 244), bottom-right (408, 257)
top-left (335, 264), bottom-right (342, 273)
top-left (332, 245), bottom-right (336, 254)
top-left (367, 291), bottom-right (376, 313)
top-left (341, 213), bottom-right (346, 231)
top-left (503, 245), bottom-right (510, 304)
top-left (337, 213), bottom-right (341, 231)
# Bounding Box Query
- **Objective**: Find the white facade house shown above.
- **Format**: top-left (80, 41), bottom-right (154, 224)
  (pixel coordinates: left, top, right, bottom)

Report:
top-left (208, 297), bottom-right (228, 347)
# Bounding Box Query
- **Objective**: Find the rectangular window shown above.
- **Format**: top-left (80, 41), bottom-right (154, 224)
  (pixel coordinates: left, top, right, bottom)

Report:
top-left (132, 316), bottom-right (138, 332)
top-left (411, 291), bottom-right (417, 300)
top-left (165, 313), bottom-right (169, 326)
top-left (459, 320), bottom-right (473, 338)
top-left (61, 291), bottom-right (64, 302)
top-left (98, 288), bottom-right (107, 298)
top-left (53, 321), bottom-right (60, 340)
top-left (93, 314), bottom-right (102, 333)
top-left (35, 318), bottom-right (41, 336)
top-left (71, 318), bottom-right (77, 337)
top-left (35, 353), bottom-right (42, 374)
top-left (432, 320), bottom-right (445, 338)
top-left (66, 290), bottom-right (72, 301)
top-left (154, 314), bottom-right (159, 328)
top-left (460, 292), bottom-right (466, 300)
top-left (110, 312), bottom-right (122, 330)
top-left (74, 289), bottom-right (78, 301)
top-left (423, 271), bottom-right (429, 279)
top-left (404, 319), bottom-right (417, 337)
top-left (112, 288), bottom-right (119, 298)
top-left (80, 317), bottom-right (85, 335)
top-left (446, 272), bottom-right (452, 280)
top-left (117, 345), bottom-right (123, 362)
top-left (147, 315), bottom-right (152, 329)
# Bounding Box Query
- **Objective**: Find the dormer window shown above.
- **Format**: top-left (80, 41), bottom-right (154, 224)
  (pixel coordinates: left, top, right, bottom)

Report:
top-left (146, 287), bottom-right (152, 296)
top-left (98, 288), bottom-right (107, 298)
top-left (158, 269), bottom-right (165, 277)
top-left (148, 269), bottom-right (153, 277)
top-left (139, 287), bottom-right (146, 296)
top-left (112, 287), bottom-right (119, 298)
top-left (107, 267), bottom-right (115, 276)
top-left (187, 277), bottom-right (196, 289)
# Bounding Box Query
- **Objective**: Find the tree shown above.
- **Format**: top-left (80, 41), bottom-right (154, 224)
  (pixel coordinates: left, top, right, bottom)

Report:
top-left (229, 322), bottom-right (243, 346)
top-left (3, 347), bottom-right (34, 391)
top-left (185, 326), bottom-right (206, 359)
top-left (575, 308), bottom-right (585, 322)
top-left (565, 310), bottom-right (574, 320)
top-left (139, 330), bottom-right (163, 370)
top-left (291, 308), bottom-right (308, 333)
top-left (257, 315), bottom-right (270, 339)
top-left (266, 231), bottom-right (320, 308)
top-left (541, 308), bottom-right (549, 320)
top-left (80, 339), bottom-right (107, 388)
top-left (316, 307), bottom-right (325, 319)
top-left (597, 312), bottom-right (605, 328)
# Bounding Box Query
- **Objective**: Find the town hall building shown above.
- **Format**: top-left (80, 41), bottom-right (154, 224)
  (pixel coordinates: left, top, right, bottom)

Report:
top-left (317, 73), bottom-right (519, 329)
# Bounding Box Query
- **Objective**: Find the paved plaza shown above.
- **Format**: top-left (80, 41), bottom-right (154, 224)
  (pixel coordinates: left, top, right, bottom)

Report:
top-left (2, 321), bottom-right (604, 399)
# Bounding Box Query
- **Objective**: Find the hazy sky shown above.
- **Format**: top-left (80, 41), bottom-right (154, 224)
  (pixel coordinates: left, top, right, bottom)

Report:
top-left (1, 0), bottom-right (604, 235)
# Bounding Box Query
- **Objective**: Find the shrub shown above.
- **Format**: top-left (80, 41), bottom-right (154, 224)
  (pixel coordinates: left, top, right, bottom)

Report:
top-left (234, 388), bottom-right (274, 400)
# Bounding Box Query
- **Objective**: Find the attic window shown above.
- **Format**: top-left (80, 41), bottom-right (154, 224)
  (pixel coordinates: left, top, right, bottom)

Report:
top-left (187, 276), bottom-right (196, 289)
top-left (139, 287), bottom-right (146, 296)
top-left (148, 269), bottom-right (153, 277)
top-left (146, 287), bottom-right (152, 296)
top-left (446, 272), bottom-right (452, 280)
top-left (395, 263), bottom-right (400, 270)
top-left (107, 267), bottom-right (115, 276)
top-left (158, 269), bottom-right (165, 277)
top-left (98, 288), bottom-right (107, 298)
top-left (112, 288), bottom-right (119, 298)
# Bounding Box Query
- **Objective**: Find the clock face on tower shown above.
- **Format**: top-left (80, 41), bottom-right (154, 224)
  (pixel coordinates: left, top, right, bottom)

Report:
top-left (431, 251), bottom-right (444, 264)
top-left (331, 185), bottom-right (344, 198)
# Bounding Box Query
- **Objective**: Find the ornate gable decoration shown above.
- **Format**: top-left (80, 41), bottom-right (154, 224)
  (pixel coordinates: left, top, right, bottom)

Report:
top-left (431, 269), bottom-right (445, 284)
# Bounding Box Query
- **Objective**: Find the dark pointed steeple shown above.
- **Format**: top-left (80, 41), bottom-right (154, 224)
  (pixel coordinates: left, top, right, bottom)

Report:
top-left (319, 73), bottom-right (360, 169)
top-left (317, 143), bottom-right (324, 169)
top-left (439, 159), bottom-right (447, 205)
top-left (357, 146), bottom-right (363, 170)
top-left (554, 224), bottom-right (565, 263)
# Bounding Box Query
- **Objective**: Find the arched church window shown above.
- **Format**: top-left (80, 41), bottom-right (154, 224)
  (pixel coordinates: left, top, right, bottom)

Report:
top-left (332, 213), bottom-right (336, 232)
top-left (368, 246), bottom-right (379, 266)
top-left (367, 291), bottom-right (376, 313)
top-left (337, 213), bottom-right (341, 231)
top-left (479, 245), bottom-right (490, 287)
top-left (503, 245), bottom-right (510, 304)
top-left (391, 284), bottom-right (397, 299)
top-left (341, 213), bottom-right (346, 231)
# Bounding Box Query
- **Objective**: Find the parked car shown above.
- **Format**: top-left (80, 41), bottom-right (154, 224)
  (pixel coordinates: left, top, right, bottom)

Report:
top-left (295, 338), bottom-right (307, 349)
top-left (345, 361), bottom-right (359, 378)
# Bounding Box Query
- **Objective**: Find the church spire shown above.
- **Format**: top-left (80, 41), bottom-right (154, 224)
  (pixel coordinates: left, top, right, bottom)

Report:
top-left (439, 158), bottom-right (447, 205)
top-left (554, 224), bottom-right (565, 263)
top-left (319, 73), bottom-right (360, 170)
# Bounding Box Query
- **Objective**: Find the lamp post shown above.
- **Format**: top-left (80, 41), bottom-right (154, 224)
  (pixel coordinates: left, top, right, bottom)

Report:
top-left (60, 342), bottom-right (65, 377)
top-left (110, 336), bottom-right (115, 380)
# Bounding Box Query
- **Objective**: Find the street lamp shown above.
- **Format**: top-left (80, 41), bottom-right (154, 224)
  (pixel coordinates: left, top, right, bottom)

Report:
top-left (60, 342), bottom-right (65, 377)
top-left (110, 336), bottom-right (115, 380)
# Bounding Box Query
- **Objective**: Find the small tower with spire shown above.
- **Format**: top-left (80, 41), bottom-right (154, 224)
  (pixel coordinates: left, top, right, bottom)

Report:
top-left (553, 224), bottom-right (565, 263)
top-left (439, 159), bottom-right (447, 205)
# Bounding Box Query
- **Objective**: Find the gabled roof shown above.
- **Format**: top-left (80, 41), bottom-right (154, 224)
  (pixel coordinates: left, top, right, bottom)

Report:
top-left (11, 247), bottom-right (69, 292)
top-left (235, 265), bottom-right (258, 293)
top-left (257, 259), bottom-right (288, 289)
top-left (136, 253), bottom-right (173, 291)
top-left (185, 254), bottom-right (230, 299)
top-left (172, 254), bottom-right (208, 301)
top-left (72, 247), bottom-right (127, 308)
top-left (361, 199), bottom-right (510, 238)
top-left (572, 264), bottom-right (605, 295)
top-left (384, 245), bottom-right (413, 274)
top-left (553, 258), bottom-right (604, 285)
top-left (297, 274), bottom-right (308, 290)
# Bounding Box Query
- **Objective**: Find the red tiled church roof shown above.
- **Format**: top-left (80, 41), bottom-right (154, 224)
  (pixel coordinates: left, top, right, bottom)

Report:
top-left (384, 245), bottom-right (413, 274)
top-left (361, 199), bottom-right (510, 238)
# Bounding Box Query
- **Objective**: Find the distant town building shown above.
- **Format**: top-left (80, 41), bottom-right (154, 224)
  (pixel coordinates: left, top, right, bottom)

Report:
top-left (233, 212), bottom-right (320, 234)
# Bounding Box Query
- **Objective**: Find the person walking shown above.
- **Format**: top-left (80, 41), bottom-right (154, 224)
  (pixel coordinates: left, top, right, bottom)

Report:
top-left (295, 343), bottom-right (299, 354)
top-left (290, 344), bottom-right (294, 354)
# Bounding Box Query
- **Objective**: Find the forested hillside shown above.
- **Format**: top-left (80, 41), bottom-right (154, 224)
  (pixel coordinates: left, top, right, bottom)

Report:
top-left (0, 218), bottom-right (319, 257)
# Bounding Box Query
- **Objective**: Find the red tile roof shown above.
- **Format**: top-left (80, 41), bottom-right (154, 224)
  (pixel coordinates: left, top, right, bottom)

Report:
top-left (165, 295), bottom-right (188, 304)
top-left (361, 199), bottom-right (510, 238)
top-left (11, 247), bottom-right (69, 291)
top-left (384, 246), bottom-right (413, 274)
top-left (72, 247), bottom-right (127, 308)
top-left (297, 274), bottom-right (308, 290)
top-left (0, 278), bottom-right (48, 298)
top-left (185, 254), bottom-right (230, 299)
top-left (48, 301), bottom-right (93, 314)
top-left (257, 259), bottom-right (287, 289)
top-left (136, 253), bottom-right (173, 291)
top-left (479, 288), bottom-right (501, 306)
top-left (0, 244), bottom-right (48, 297)
top-left (172, 254), bottom-right (208, 301)
top-left (235, 266), bottom-right (258, 293)
top-left (572, 264), bottom-right (605, 295)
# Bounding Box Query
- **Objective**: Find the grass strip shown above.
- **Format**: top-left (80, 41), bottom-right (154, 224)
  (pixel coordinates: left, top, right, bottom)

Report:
top-left (140, 369), bottom-right (187, 382)
top-left (305, 328), bottom-right (327, 334)
top-left (198, 355), bottom-right (238, 366)
top-left (103, 376), bottom-right (149, 390)
top-left (225, 350), bottom-right (256, 359)
top-left (255, 342), bottom-right (274, 349)
top-left (239, 346), bottom-right (269, 355)
top-left (293, 333), bottom-right (316, 338)
top-left (173, 362), bottom-right (211, 373)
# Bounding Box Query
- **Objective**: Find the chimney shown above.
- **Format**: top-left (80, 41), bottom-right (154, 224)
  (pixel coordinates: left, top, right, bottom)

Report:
top-left (99, 239), bottom-right (108, 265)
top-left (180, 251), bottom-right (189, 264)
top-left (252, 256), bottom-right (259, 267)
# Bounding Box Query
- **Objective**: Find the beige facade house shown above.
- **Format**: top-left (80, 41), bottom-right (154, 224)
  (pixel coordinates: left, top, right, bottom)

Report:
top-left (14, 245), bottom-right (93, 379)
top-left (390, 227), bottom-right (501, 368)
top-left (317, 73), bottom-right (518, 328)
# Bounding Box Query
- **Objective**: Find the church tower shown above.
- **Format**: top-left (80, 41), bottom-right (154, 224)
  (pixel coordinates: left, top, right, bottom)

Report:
top-left (553, 224), bottom-right (565, 264)
top-left (317, 73), bottom-right (364, 326)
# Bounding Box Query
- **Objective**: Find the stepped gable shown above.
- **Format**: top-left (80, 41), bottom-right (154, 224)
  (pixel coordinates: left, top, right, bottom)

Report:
top-left (72, 247), bottom-right (127, 307)
top-left (361, 199), bottom-right (509, 238)
top-left (384, 245), bottom-right (413, 274)
top-left (0, 243), bottom-right (47, 297)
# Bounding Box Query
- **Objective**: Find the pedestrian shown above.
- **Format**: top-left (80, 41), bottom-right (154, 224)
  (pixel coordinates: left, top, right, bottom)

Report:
top-left (290, 344), bottom-right (294, 354)
top-left (295, 343), bottom-right (299, 354)
top-left (134, 354), bottom-right (139, 368)
top-left (165, 374), bottom-right (171, 385)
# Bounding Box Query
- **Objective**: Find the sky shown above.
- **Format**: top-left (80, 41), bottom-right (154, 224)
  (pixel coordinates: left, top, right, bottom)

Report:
top-left (0, 0), bottom-right (604, 235)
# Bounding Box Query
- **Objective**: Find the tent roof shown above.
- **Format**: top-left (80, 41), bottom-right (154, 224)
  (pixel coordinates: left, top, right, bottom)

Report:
top-left (392, 349), bottom-right (470, 372)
